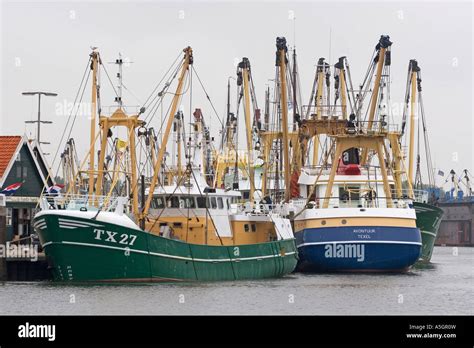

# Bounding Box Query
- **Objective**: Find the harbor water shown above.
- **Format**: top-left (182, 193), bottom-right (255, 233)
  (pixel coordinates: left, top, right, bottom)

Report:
top-left (0, 247), bottom-right (472, 315)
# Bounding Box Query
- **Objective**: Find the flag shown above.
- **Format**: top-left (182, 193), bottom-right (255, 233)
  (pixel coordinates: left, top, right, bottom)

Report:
top-left (1, 182), bottom-right (23, 196)
top-left (46, 184), bottom-right (64, 194)
top-left (438, 170), bottom-right (445, 177)
top-left (117, 139), bottom-right (128, 152)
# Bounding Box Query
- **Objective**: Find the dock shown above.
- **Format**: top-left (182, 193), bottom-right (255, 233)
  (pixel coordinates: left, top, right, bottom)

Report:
top-left (6, 252), bottom-right (51, 281)
top-left (437, 199), bottom-right (474, 246)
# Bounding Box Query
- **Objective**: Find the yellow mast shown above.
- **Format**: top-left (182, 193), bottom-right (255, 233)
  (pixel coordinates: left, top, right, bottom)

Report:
top-left (360, 36), bottom-right (392, 165)
top-left (276, 37), bottom-right (291, 202)
top-left (95, 118), bottom-right (108, 196)
top-left (338, 60), bottom-right (348, 120)
top-left (129, 118), bottom-right (139, 215)
top-left (408, 63), bottom-right (417, 186)
top-left (312, 58), bottom-right (325, 166)
top-left (142, 46), bottom-right (193, 220)
top-left (176, 113), bottom-right (183, 179)
top-left (241, 58), bottom-right (255, 199)
top-left (88, 51), bottom-right (99, 199)
top-left (387, 132), bottom-right (404, 198)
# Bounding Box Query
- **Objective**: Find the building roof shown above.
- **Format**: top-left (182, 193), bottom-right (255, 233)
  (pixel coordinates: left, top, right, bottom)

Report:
top-left (0, 135), bottom-right (54, 188)
top-left (0, 136), bottom-right (22, 179)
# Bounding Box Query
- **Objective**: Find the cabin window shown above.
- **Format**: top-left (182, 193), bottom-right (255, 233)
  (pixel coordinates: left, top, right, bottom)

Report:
top-left (244, 224), bottom-right (249, 232)
top-left (153, 197), bottom-right (165, 209)
top-left (308, 186), bottom-right (317, 201)
top-left (389, 184), bottom-right (396, 197)
top-left (184, 197), bottom-right (196, 209)
top-left (196, 197), bottom-right (207, 208)
top-left (210, 197), bottom-right (217, 209)
top-left (217, 197), bottom-right (224, 209)
top-left (23, 167), bottom-right (27, 178)
top-left (169, 196), bottom-right (180, 208)
top-left (251, 224), bottom-right (256, 232)
top-left (243, 191), bottom-right (250, 200)
top-left (339, 186), bottom-right (360, 202)
top-left (16, 166), bottom-right (21, 178)
top-left (16, 153), bottom-right (21, 162)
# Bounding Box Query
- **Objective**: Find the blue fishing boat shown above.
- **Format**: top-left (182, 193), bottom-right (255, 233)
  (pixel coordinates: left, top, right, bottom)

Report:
top-left (293, 162), bottom-right (421, 272)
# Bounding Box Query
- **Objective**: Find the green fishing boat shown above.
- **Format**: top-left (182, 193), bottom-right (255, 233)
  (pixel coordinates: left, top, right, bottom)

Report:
top-left (34, 204), bottom-right (297, 282)
top-left (414, 201), bottom-right (443, 262)
top-left (402, 60), bottom-right (443, 262)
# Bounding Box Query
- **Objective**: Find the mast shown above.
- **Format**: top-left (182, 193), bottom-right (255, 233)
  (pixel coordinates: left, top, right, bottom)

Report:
top-left (176, 111), bottom-right (183, 179)
top-left (360, 35), bottom-right (392, 165)
top-left (220, 77), bottom-right (232, 152)
top-left (292, 48), bottom-right (297, 131)
top-left (262, 86), bottom-right (270, 196)
top-left (115, 53), bottom-right (124, 108)
top-left (239, 58), bottom-right (255, 200)
top-left (88, 50), bottom-right (99, 199)
top-left (276, 37), bottom-right (291, 202)
top-left (312, 58), bottom-right (328, 166)
top-left (335, 57), bottom-right (348, 119)
top-left (264, 85), bottom-right (270, 128)
top-left (408, 59), bottom-right (419, 186)
top-left (142, 46), bottom-right (193, 220)
top-left (227, 77), bottom-right (231, 143)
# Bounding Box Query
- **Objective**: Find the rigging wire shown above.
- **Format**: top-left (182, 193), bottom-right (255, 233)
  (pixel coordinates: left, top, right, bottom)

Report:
top-left (144, 57), bottom-right (184, 124)
top-left (141, 51), bottom-right (183, 109)
top-left (101, 62), bottom-right (120, 100)
top-left (191, 65), bottom-right (224, 130)
top-left (49, 57), bottom-right (92, 174)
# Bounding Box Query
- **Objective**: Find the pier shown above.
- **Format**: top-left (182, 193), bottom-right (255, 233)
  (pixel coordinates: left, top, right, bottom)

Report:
top-left (6, 252), bottom-right (50, 281)
top-left (438, 200), bottom-right (474, 246)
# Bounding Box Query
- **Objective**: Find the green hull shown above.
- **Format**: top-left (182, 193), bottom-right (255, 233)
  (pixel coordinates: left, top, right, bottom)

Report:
top-left (34, 213), bottom-right (298, 282)
top-left (414, 202), bottom-right (444, 262)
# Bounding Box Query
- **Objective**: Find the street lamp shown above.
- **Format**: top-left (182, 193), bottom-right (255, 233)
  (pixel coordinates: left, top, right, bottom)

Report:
top-left (22, 91), bottom-right (57, 145)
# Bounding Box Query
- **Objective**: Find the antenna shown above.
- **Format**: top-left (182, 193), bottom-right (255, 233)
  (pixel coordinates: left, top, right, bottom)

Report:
top-left (293, 13), bottom-right (296, 49)
top-left (109, 53), bottom-right (134, 108)
top-left (328, 27), bottom-right (332, 65)
top-left (22, 91), bottom-right (57, 147)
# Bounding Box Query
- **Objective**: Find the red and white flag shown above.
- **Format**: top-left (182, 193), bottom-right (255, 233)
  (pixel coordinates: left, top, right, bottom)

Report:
top-left (1, 182), bottom-right (23, 196)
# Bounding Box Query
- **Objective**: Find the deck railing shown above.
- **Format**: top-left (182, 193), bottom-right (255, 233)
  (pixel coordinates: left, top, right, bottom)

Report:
top-left (39, 194), bottom-right (125, 212)
top-left (294, 195), bottom-right (412, 210)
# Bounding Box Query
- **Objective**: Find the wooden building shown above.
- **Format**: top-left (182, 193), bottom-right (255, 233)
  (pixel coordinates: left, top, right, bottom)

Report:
top-left (0, 135), bottom-right (54, 242)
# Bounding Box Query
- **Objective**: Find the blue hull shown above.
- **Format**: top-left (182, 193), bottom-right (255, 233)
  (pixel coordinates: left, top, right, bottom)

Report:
top-left (295, 226), bottom-right (421, 272)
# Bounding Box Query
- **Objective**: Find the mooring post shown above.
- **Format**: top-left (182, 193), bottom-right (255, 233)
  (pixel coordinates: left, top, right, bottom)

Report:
top-left (0, 194), bottom-right (7, 280)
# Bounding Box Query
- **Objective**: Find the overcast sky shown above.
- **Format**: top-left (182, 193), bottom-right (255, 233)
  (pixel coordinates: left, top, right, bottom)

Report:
top-left (1, 0), bottom-right (472, 188)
